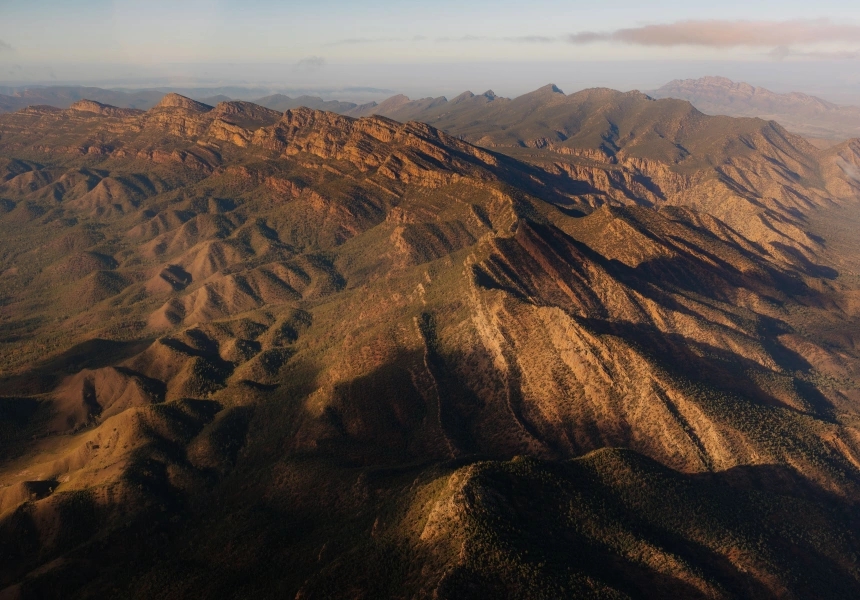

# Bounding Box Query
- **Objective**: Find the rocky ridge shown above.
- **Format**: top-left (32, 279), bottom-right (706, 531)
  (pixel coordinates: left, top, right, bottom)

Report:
top-left (1, 93), bottom-right (860, 597)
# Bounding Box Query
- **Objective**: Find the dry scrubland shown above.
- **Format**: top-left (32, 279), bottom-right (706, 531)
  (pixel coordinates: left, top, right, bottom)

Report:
top-left (1, 87), bottom-right (860, 597)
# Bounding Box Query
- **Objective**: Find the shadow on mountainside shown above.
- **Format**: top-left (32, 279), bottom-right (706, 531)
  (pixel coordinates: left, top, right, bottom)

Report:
top-left (8, 450), bottom-right (860, 599)
top-left (0, 338), bottom-right (155, 396)
top-left (581, 316), bottom-right (835, 420)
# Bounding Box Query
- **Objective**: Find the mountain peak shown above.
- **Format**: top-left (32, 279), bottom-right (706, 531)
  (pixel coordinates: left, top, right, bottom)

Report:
top-left (697, 75), bottom-right (736, 86)
top-left (451, 91), bottom-right (476, 103)
top-left (538, 84), bottom-right (564, 94)
top-left (373, 94), bottom-right (412, 112)
top-left (153, 93), bottom-right (213, 112)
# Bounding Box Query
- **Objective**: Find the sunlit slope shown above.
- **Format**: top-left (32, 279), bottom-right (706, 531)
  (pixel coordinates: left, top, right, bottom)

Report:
top-left (1, 94), bottom-right (860, 597)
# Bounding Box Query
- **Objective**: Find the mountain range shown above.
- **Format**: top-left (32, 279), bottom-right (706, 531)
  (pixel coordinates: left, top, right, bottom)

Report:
top-left (249, 79), bottom-right (860, 146)
top-left (6, 77), bottom-right (860, 146)
top-left (649, 76), bottom-right (860, 142)
top-left (1, 87), bottom-right (860, 597)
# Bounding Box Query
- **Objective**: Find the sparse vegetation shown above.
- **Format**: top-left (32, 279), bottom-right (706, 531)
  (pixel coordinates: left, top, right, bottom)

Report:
top-left (1, 90), bottom-right (860, 598)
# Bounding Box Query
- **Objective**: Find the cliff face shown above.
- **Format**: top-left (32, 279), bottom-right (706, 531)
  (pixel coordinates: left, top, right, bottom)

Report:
top-left (2, 95), bottom-right (860, 597)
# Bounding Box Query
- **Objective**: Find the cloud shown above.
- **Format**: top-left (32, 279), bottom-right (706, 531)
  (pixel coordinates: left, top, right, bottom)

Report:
top-left (327, 37), bottom-right (405, 46)
top-left (769, 46), bottom-right (860, 60)
top-left (566, 32), bottom-right (608, 44)
top-left (296, 56), bottom-right (326, 69)
top-left (767, 45), bottom-right (792, 60)
top-left (435, 34), bottom-right (557, 43)
top-left (566, 19), bottom-right (860, 48)
top-left (503, 35), bottom-right (555, 43)
top-left (801, 50), bottom-right (860, 60)
top-left (435, 35), bottom-right (486, 42)
top-left (0, 40), bottom-right (13, 54)
top-left (329, 34), bottom-right (558, 46)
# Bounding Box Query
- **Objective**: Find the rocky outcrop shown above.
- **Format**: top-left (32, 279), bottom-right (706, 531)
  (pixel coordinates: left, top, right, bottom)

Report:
top-left (68, 99), bottom-right (143, 118)
top-left (152, 93), bottom-right (213, 113)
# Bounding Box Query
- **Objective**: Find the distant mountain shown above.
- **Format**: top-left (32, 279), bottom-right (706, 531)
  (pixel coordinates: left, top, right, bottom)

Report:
top-left (0, 87), bottom-right (260, 114)
top-left (0, 86), bottom-right (166, 112)
top-left (347, 84), bottom-right (805, 164)
top-left (253, 93), bottom-right (374, 115)
top-left (255, 91), bottom-right (500, 120)
top-left (649, 76), bottom-right (860, 141)
top-left (198, 94), bottom-right (233, 106)
top-left (0, 86), bottom-right (397, 118)
top-left (12, 78), bottom-right (860, 145)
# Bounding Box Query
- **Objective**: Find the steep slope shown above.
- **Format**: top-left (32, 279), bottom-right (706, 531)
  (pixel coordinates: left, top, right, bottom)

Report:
top-left (1, 95), bottom-right (860, 597)
top-left (359, 85), bottom-right (852, 269)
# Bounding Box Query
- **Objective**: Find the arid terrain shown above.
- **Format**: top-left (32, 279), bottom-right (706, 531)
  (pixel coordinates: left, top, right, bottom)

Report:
top-left (2, 85), bottom-right (860, 598)
top-left (7, 76), bottom-right (858, 146)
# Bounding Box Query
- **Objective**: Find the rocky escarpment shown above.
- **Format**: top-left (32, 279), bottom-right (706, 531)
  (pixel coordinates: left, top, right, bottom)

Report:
top-left (68, 99), bottom-right (143, 118)
top-left (2, 92), bottom-right (853, 263)
top-left (249, 108), bottom-right (501, 187)
top-left (344, 85), bottom-right (860, 260)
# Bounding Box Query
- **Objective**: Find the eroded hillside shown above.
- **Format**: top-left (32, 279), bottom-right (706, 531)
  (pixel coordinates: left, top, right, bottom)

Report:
top-left (2, 93), bottom-right (860, 598)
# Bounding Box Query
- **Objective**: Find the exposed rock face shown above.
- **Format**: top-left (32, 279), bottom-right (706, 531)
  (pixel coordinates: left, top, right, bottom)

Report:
top-left (1, 90), bottom-right (847, 260)
top-left (152, 92), bottom-right (213, 112)
top-left (1, 91), bottom-right (860, 597)
top-left (209, 100), bottom-right (281, 127)
top-left (68, 99), bottom-right (143, 118)
top-left (323, 85), bottom-right (848, 263)
top-left (251, 108), bottom-right (499, 187)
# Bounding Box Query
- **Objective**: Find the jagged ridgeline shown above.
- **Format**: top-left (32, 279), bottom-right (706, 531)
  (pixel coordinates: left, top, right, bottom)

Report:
top-left (2, 88), bottom-right (860, 598)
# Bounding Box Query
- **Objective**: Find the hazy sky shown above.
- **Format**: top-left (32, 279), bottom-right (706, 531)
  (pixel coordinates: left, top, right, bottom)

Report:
top-left (1, 1), bottom-right (860, 99)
